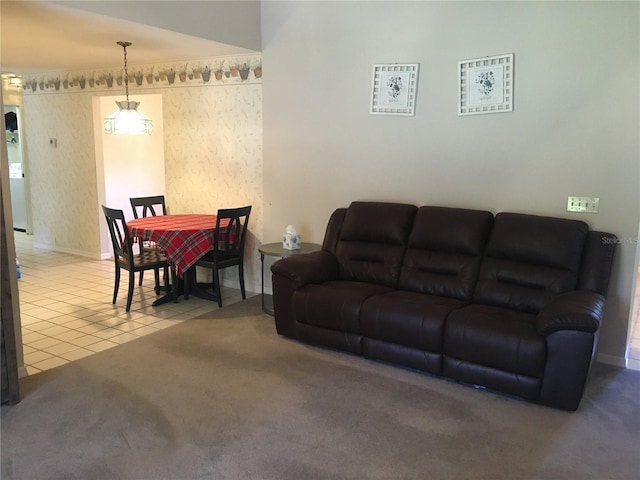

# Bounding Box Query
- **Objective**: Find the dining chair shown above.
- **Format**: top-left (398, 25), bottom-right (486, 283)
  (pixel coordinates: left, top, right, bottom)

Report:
top-left (130, 195), bottom-right (167, 219)
top-left (101, 205), bottom-right (171, 312)
top-left (130, 195), bottom-right (167, 289)
top-left (189, 206), bottom-right (252, 307)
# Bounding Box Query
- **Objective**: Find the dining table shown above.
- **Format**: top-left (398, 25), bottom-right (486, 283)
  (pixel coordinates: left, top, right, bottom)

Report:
top-left (127, 213), bottom-right (227, 306)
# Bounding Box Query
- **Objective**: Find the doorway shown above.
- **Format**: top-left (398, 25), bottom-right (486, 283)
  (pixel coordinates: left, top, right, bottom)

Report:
top-left (4, 105), bottom-right (28, 232)
top-left (627, 234), bottom-right (640, 370)
top-left (93, 93), bottom-right (165, 258)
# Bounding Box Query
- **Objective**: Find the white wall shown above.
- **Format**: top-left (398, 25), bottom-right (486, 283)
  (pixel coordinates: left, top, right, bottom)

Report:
top-left (261, 1), bottom-right (640, 362)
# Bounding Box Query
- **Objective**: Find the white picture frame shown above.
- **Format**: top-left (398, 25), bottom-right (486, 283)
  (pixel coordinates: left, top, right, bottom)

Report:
top-left (458, 53), bottom-right (514, 116)
top-left (370, 63), bottom-right (419, 116)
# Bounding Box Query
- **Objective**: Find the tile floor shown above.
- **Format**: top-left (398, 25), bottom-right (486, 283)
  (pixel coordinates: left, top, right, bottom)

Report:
top-left (14, 231), bottom-right (254, 375)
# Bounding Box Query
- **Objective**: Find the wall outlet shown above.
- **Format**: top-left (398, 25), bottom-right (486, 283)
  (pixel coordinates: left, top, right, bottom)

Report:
top-left (567, 196), bottom-right (599, 213)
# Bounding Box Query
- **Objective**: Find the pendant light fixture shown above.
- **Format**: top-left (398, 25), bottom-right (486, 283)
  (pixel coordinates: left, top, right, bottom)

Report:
top-left (104, 41), bottom-right (153, 135)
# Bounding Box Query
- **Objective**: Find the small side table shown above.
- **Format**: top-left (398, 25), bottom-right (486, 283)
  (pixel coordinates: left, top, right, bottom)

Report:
top-left (258, 242), bottom-right (322, 315)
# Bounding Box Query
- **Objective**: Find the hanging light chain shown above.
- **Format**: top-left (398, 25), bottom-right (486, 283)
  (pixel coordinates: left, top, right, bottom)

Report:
top-left (104, 40), bottom-right (152, 135)
top-left (117, 41), bottom-right (132, 103)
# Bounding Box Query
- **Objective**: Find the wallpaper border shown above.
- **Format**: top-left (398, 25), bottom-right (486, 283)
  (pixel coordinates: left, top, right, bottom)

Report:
top-left (22, 54), bottom-right (262, 95)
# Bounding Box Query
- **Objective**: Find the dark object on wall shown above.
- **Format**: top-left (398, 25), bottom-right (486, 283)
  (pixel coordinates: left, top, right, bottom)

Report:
top-left (5, 112), bottom-right (18, 132)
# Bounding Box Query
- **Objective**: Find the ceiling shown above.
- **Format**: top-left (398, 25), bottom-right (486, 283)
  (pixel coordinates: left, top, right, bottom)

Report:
top-left (0, 1), bottom-right (254, 76)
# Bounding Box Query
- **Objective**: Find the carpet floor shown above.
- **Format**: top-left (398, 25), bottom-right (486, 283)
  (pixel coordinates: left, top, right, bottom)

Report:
top-left (2, 296), bottom-right (639, 480)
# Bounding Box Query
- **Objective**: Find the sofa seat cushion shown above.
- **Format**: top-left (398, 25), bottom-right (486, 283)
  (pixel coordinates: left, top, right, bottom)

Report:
top-left (361, 291), bottom-right (467, 352)
top-left (292, 281), bottom-right (394, 334)
top-left (444, 304), bottom-right (545, 378)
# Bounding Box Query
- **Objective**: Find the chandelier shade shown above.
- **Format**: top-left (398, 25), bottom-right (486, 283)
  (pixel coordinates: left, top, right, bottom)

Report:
top-left (104, 101), bottom-right (153, 135)
top-left (104, 41), bottom-right (152, 135)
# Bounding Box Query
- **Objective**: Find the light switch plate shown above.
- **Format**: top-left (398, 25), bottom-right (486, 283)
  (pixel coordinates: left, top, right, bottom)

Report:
top-left (567, 196), bottom-right (599, 213)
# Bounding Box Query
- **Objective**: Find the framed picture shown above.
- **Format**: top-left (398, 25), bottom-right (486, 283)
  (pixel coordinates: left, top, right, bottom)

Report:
top-left (370, 63), bottom-right (419, 116)
top-left (458, 53), bottom-right (514, 115)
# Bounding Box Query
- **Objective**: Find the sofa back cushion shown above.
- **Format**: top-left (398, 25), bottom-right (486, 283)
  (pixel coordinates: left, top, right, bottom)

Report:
top-left (578, 231), bottom-right (617, 296)
top-left (322, 208), bottom-right (348, 254)
top-left (335, 202), bottom-right (417, 287)
top-left (474, 213), bottom-right (589, 313)
top-left (398, 207), bottom-right (494, 301)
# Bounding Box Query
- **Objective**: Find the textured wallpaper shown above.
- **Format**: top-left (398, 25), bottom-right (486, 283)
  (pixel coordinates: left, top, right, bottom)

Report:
top-left (162, 84), bottom-right (263, 290)
top-left (23, 93), bottom-right (99, 251)
top-left (20, 54), bottom-right (263, 292)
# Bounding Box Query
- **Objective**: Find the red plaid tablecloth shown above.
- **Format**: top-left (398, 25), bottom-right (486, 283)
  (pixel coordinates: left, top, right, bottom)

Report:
top-left (128, 214), bottom-right (227, 277)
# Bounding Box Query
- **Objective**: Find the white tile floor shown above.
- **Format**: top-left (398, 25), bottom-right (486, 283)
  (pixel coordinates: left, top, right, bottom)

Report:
top-left (14, 231), bottom-right (254, 375)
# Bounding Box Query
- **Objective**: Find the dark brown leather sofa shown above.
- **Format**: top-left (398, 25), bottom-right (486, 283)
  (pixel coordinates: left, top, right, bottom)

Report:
top-left (271, 202), bottom-right (617, 410)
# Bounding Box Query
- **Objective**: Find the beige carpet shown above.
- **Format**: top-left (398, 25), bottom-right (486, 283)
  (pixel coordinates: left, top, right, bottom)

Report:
top-left (2, 295), bottom-right (639, 480)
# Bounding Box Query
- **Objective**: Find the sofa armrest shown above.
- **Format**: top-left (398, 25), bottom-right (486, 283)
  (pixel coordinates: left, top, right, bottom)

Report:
top-left (535, 291), bottom-right (605, 336)
top-left (271, 251), bottom-right (338, 338)
top-left (270, 250), bottom-right (339, 287)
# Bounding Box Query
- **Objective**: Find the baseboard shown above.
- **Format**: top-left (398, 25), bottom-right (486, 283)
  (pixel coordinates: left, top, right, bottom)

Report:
top-left (628, 343), bottom-right (640, 359)
top-left (627, 358), bottom-right (640, 371)
top-left (221, 277), bottom-right (258, 296)
top-left (27, 246), bottom-right (259, 291)
top-left (596, 353), bottom-right (627, 368)
top-left (32, 241), bottom-right (102, 260)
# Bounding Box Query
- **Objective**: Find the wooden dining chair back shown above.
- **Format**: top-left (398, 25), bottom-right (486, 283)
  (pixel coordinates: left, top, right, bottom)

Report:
top-left (101, 205), bottom-right (170, 312)
top-left (130, 195), bottom-right (167, 288)
top-left (194, 206), bottom-right (252, 307)
top-left (130, 195), bottom-right (167, 219)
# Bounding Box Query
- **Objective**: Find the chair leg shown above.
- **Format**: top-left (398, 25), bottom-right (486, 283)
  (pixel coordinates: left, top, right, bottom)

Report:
top-left (214, 268), bottom-right (222, 308)
top-left (183, 267), bottom-right (191, 300)
top-left (137, 238), bottom-right (145, 286)
top-left (163, 266), bottom-right (170, 296)
top-left (238, 263), bottom-right (246, 300)
top-left (113, 265), bottom-right (121, 305)
top-left (171, 267), bottom-right (178, 303)
top-left (154, 268), bottom-right (161, 294)
top-left (126, 271), bottom-right (135, 312)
